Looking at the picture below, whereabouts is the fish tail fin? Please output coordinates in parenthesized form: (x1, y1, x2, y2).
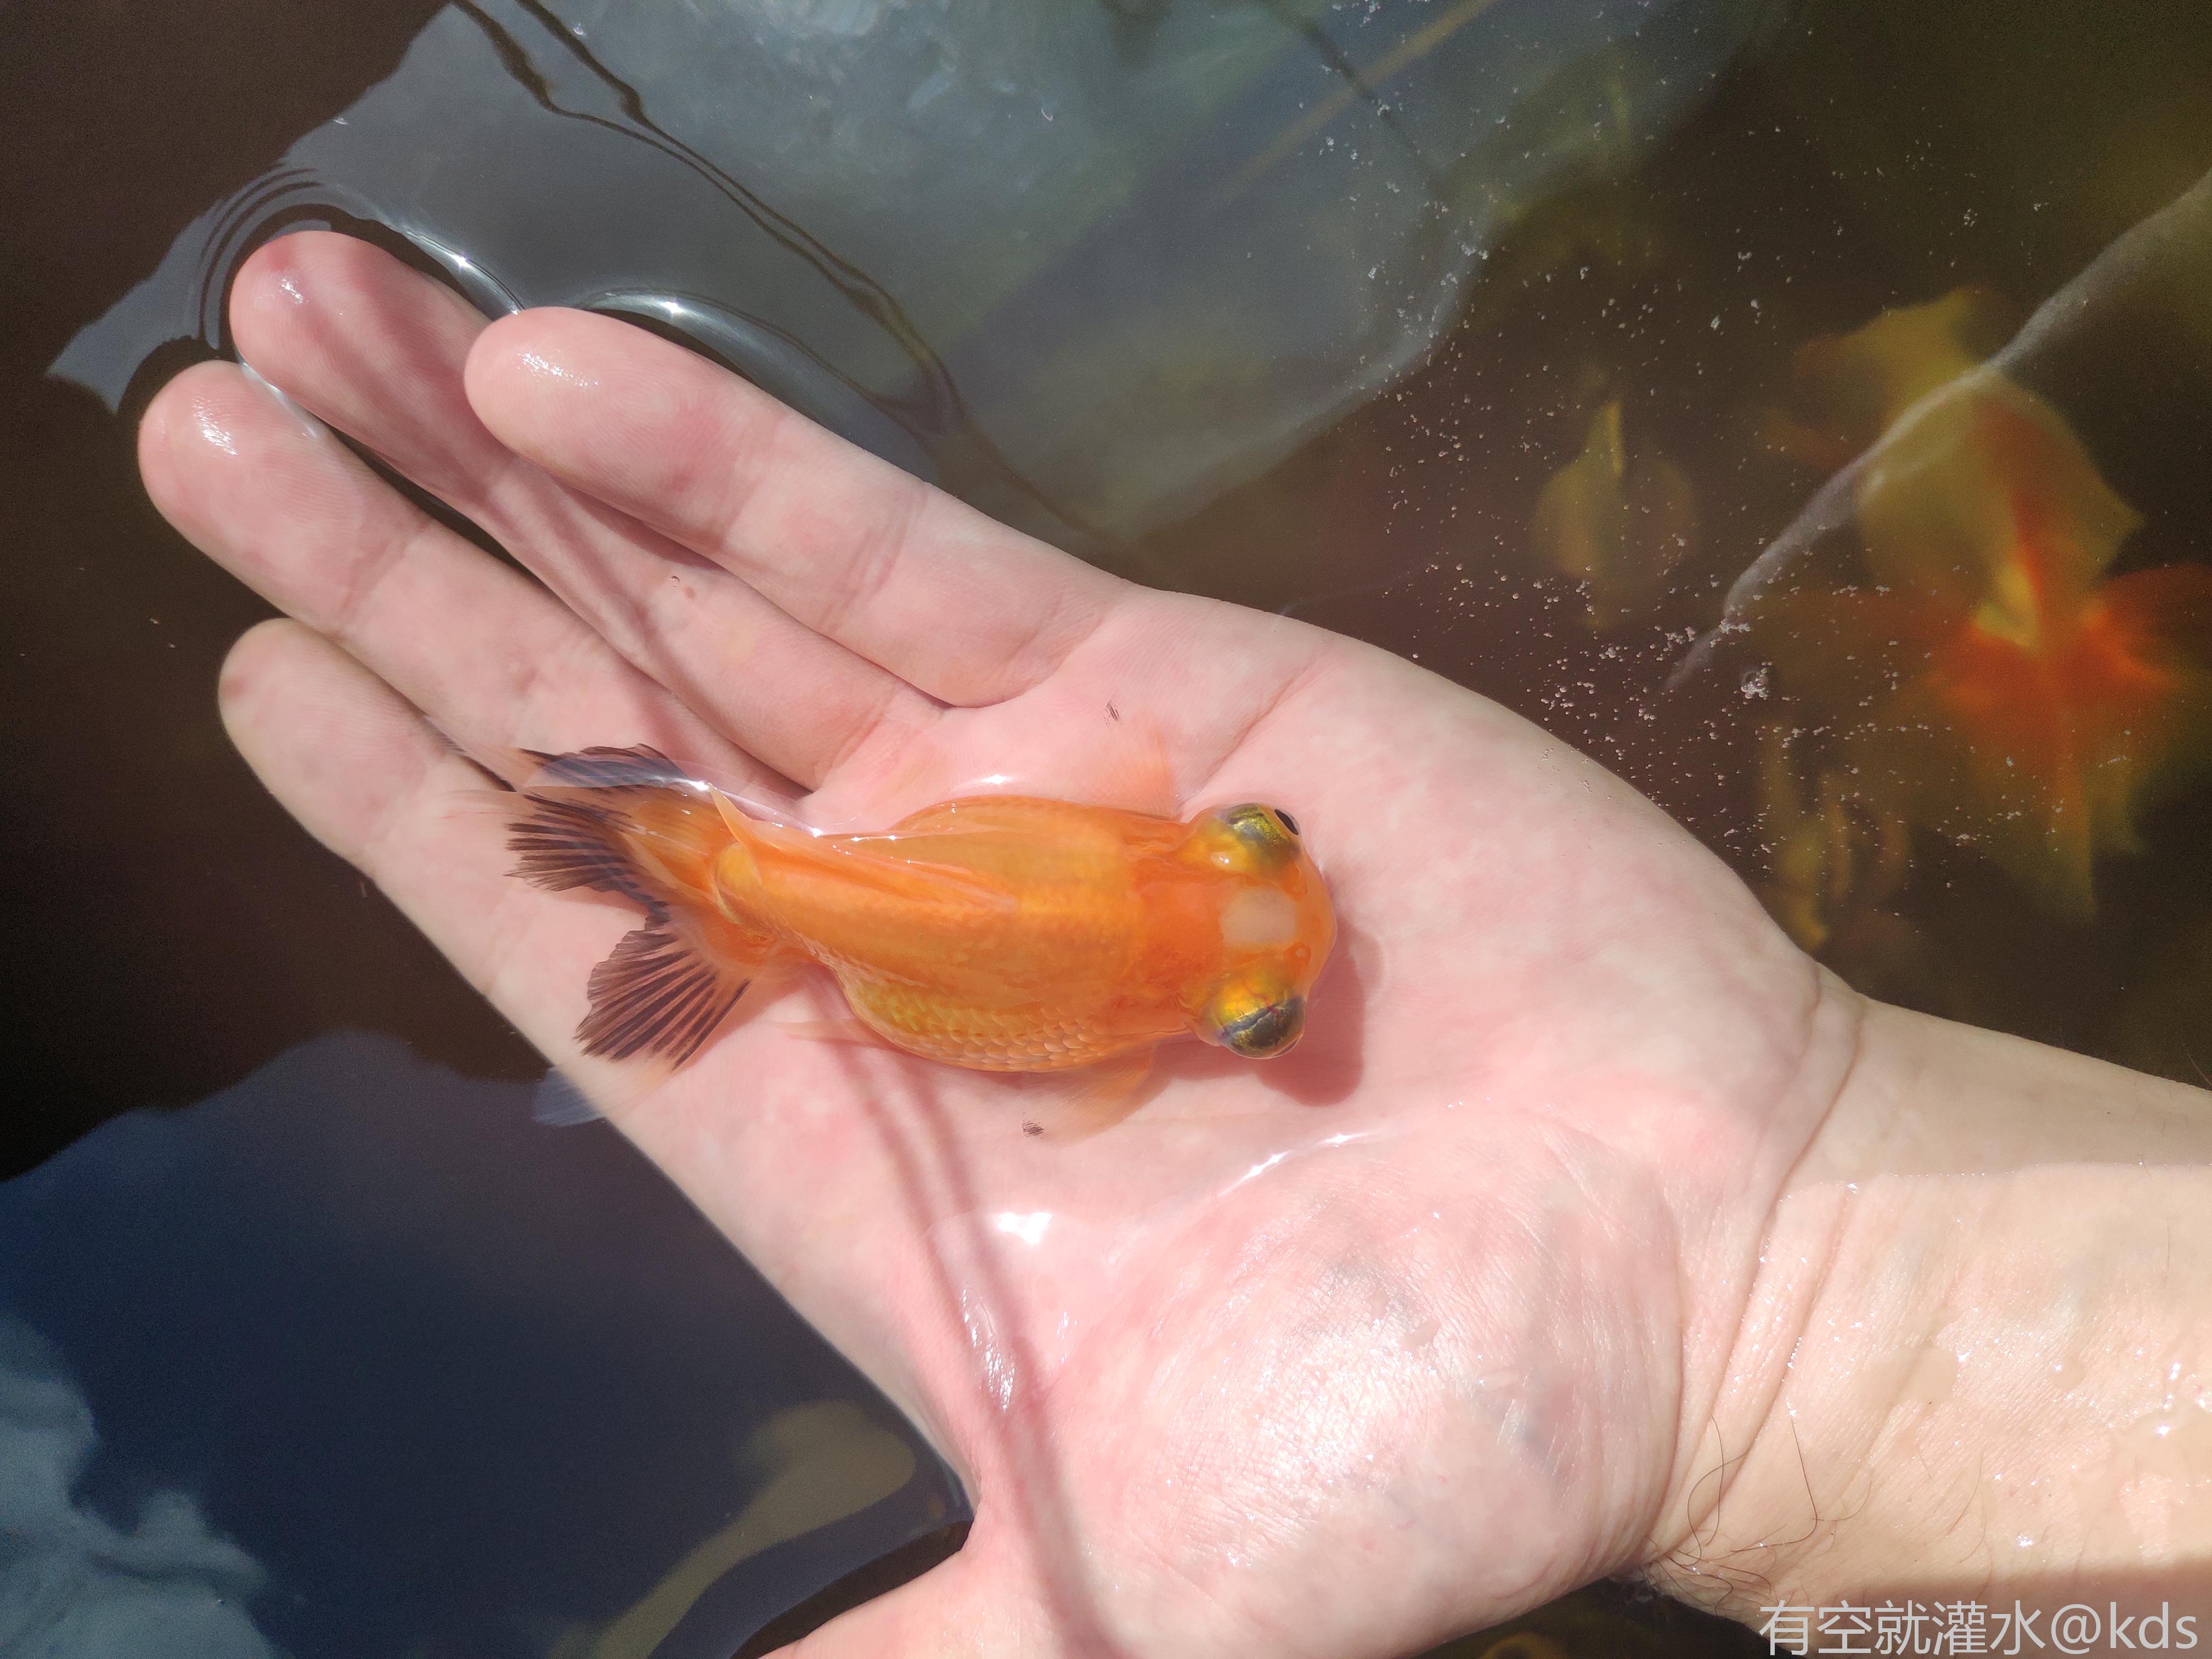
(507, 745, 771, 1063)
(507, 744, 722, 905)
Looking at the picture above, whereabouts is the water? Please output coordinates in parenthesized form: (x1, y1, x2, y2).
(0, 1034, 961, 1657)
(1146, 0, 2212, 1081)
(5, 0, 2211, 1654)
(48, 0, 1754, 548)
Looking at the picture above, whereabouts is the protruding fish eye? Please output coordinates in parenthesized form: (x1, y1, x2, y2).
(1216, 995, 1305, 1059)
(1201, 972, 1306, 1058)
(1213, 802, 1299, 868)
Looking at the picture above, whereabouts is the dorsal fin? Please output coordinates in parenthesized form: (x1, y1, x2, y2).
(753, 822, 1023, 915)
(884, 797, 1060, 836)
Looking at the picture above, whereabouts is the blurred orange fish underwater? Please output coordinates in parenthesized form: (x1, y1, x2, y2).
(1752, 369, 2212, 921)
(1759, 283, 2019, 473)
(507, 747, 1335, 1075)
(1530, 394, 1698, 630)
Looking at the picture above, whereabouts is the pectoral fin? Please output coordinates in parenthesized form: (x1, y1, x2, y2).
(1016, 1049, 1160, 1142)
(769, 1015, 883, 1048)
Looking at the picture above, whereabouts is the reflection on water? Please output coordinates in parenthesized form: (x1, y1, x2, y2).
(0, 1317, 279, 1657)
(0, 1032, 961, 1657)
(52, 0, 1757, 549)
(566, 1403, 916, 1659)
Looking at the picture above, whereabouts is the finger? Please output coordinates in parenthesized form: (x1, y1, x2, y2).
(215, 622, 920, 1374)
(227, 232, 938, 788)
(138, 357, 766, 791)
(771, 1547, 1041, 1659)
(465, 307, 1128, 707)
(214, 618, 631, 1048)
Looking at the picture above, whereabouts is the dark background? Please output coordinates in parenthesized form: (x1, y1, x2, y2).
(3, 0, 541, 1178)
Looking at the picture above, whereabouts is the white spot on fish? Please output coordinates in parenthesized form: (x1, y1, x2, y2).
(1220, 887, 1297, 949)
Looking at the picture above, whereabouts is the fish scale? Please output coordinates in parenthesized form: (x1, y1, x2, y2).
(840, 979, 1133, 1070)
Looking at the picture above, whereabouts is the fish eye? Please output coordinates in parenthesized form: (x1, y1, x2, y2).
(1216, 996, 1305, 1059)
(1216, 803, 1298, 866)
(1201, 972, 1307, 1058)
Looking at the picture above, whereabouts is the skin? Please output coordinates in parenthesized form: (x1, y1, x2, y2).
(137, 232, 2212, 1657)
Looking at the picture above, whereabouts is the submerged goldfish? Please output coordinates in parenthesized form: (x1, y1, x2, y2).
(1751, 371, 2212, 919)
(508, 747, 1335, 1072)
(1530, 396, 1698, 630)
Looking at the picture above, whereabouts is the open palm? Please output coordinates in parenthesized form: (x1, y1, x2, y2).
(139, 233, 1857, 1658)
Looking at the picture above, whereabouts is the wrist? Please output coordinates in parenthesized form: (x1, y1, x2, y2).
(1639, 1002, 2212, 1626)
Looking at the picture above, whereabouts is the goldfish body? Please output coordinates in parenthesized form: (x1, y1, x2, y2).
(509, 748, 1335, 1073)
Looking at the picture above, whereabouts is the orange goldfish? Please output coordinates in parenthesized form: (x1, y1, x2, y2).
(507, 747, 1335, 1071)
(1750, 371, 2212, 918)
(1759, 284, 2019, 473)
(1530, 396, 1698, 630)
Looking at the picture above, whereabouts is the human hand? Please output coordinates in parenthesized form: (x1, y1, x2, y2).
(138, 232, 1864, 1657)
